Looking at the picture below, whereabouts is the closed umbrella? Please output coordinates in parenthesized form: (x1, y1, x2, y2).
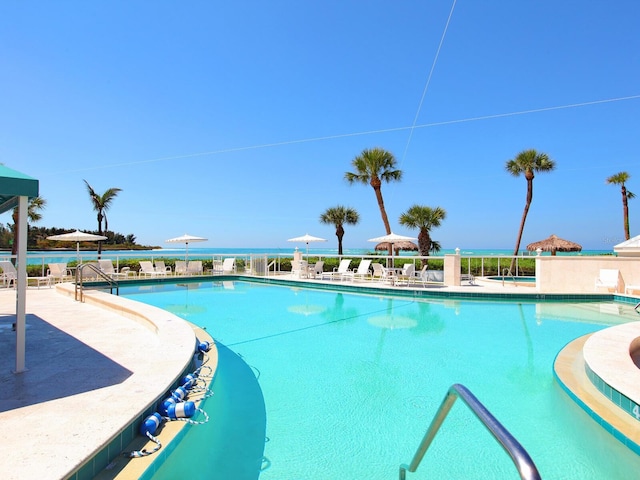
(47, 229, 108, 262)
(526, 234, 582, 256)
(166, 234, 208, 261)
(287, 233, 327, 257)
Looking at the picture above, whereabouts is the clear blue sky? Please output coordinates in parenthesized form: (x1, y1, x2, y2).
(1, 1, 638, 251)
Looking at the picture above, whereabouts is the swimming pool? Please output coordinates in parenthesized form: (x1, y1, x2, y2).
(121, 280, 640, 479)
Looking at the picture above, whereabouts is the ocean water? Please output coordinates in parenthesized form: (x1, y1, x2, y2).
(18, 247, 613, 266)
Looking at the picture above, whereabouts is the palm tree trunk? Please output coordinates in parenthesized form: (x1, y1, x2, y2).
(336, 225, 345, 256)
(622, 186, 630, 240)
(97, 212, 103, 256)
(511, 178, 534, 272)
(372, 185, 392, 255)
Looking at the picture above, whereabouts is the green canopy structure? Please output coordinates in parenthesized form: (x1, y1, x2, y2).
(0, 165, 40, 374)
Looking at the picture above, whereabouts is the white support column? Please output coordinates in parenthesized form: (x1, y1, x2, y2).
(15, 195, 28, 373)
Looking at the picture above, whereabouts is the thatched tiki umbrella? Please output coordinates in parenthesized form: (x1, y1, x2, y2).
(375, 240, 419, 254)
(526, 234, 582, 256)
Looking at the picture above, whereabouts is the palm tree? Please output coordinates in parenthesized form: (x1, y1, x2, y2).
(606, 171, 635, 240)
(505, 149, 556, 271)
(84, 180, 122, 254)
(319, 205, 360, 256)
(399, 205, 447, 260)
(11, 196, 46, 259)
(345, 147, 402, 253)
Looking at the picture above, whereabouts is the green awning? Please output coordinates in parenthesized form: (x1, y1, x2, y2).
(0, 165, 39, 214)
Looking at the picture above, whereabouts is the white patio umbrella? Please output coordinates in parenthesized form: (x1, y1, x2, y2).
(47, 229, 108, 262)
(368, 232, 417, 266)
(287, 233, 327, 257)
(165, 233, 208, 261)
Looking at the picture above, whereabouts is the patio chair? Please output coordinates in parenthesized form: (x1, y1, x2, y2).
(308, 261, 325, 279)
(0, 261, 17, 287)
(155, 260, 173, 275)
(0, 261, 50, 288)
(187, 261, 203, 275)
(47, 263, 72, 283)
(342, 259, 372, 282)
(139, 260, 166, 278)
(595, 269, 620, 292)
(320, 259, 352, 281)
(222, 258, 236, 274)
(371, 263, 394, 284)
(175, 261, 188, 276)
(396, 263, 415, 286)
(98, 259, 129, 279)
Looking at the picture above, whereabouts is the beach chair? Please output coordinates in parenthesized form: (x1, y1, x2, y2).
(175, 261, 188, 276)
(222, 258, 236, 274)
(595, 269, 620, 292)
(0, 261, 17, 287)
(342, 259, 372, 282)
(187, 261, 203, 275)
(155, 260, 172, 275)
(47, 263, 72, 283)
(98, 259, 129, 279)
(0, 261, 50, 288)
(320, 259, 352, 281)
(139, 260, 166, 278)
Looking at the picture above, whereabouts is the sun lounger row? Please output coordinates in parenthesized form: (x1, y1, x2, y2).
(307, 259, 445, 286)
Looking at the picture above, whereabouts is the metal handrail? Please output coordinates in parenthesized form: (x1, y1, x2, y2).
(75, 263, 119, 301)
(399, 384, 541, 480)
(502, 268, 516, 287)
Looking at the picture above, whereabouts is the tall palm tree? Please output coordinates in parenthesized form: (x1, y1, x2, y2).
(84, 180, 122, 254)
(11, 196, 46, 259)
(505, 149, 556, 271)
(319, 205, 360, 256)
(606, 171, 635, 240)
(399, 205, 447, 259)
(345, 147, 402, 253)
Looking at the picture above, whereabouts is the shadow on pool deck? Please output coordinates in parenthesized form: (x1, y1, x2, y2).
(0, 313, 132, 412)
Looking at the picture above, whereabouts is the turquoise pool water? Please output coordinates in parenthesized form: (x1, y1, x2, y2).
(121, 281, 640, 479)
(486, 276, 536, 283)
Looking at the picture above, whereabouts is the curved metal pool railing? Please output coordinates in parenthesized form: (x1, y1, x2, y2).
(399, 383, 541, 480)
(75, 263, 119, 301)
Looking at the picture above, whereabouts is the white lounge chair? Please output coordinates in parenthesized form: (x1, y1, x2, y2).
(222, 258, 236, 274)
(595, 269, 620, 292)
(320, 259, 352, 281)
(47, 263, 72, 283)
(139, 261, 166, 278)
(1, 261, 51, 288)
(0, 261, 17, 287)
(187, 260, 203, 275)
(98, 259, 129, 279)
(155, 260, 172, 275)
(175, 261, 188, 276)
(343, 259, 372, 282)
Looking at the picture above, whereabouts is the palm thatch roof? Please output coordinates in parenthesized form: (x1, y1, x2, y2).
(375, 240, 418, 252)
(526, 234, 582, 255)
